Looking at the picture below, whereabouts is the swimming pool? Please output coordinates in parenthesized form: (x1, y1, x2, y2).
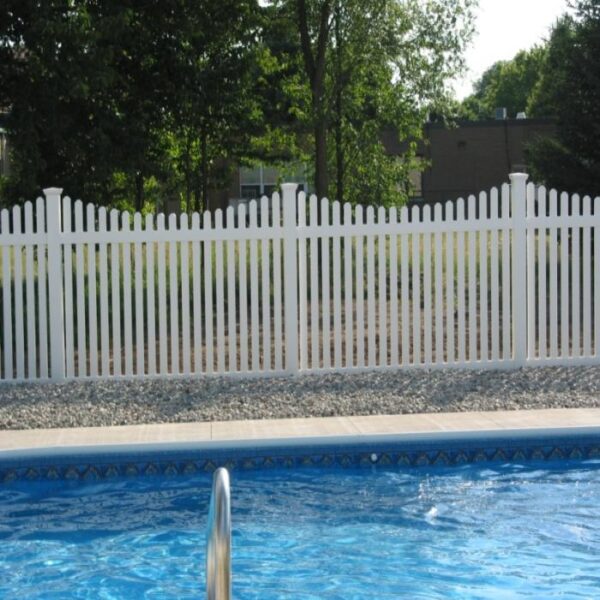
(1, 435, 600, 599)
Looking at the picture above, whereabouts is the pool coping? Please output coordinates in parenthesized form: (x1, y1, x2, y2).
(1, 408, 600, 459)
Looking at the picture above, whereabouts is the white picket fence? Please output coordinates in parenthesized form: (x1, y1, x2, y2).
(0, 173, 599, 383)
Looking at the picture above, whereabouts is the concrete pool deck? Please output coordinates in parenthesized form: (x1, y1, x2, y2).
(1, 408, 600, 458)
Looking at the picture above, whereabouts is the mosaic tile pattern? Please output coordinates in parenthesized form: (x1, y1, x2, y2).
(1, 436, 599, 484)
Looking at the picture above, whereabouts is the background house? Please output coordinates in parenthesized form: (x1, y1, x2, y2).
(386, 116, 556, 205)
(214, 115, 556, 211)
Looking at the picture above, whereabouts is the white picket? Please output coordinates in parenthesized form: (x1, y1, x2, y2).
(237, 205, 248, 372)
(271, 192, 284, 371)
(467, 196, 477, 362)
(260, 197, 271, 370)
(13, 206, 24, 379)
(355, 205, 365, 367)
(249, 202, 259, 371)
(204, 211, 214, 373)
(122, 212, 133, 376)
(36, 197, 48, 378)
(489, 189, 500, 363)
(63, 199, 74, 377)
(180, 214, 191, 375)
(332, 201, 342, 368)
(560, 192, 569, 357)
(134, 212, 145, 375)
(582, 196, 592, 356)
(309, 195, 319, 368)
(445, 201, 455, 364)
(456, 198, 466, 363)
(192, 212, 202, 373)
(298, 193, 308, 369)
(479, 192, 488, 362)
(24, 202, 37, 378)
(110, 209, 122, 376)
(571, 194, 581, 358)
(157, 213, 168, 374)
(226, 207, 237, 372)
(377, 206, 387, 366)
(146, 214, 156, 375)
(99, 208, 110, 376)
(87, 204, 98, 377)
(400, 207, 410, 366)
(366, 206, 376, 367)
(1, 210, 12, 379)
(389, 207, 399, 366)
(343, 202, 353, 368)
(411, 205, 421, 365)
(501, 184, 511, 361)
(321, 198, 331, 369)
(169, 214, 180, 375)
(548, 190, 559, 358)
(422, 205, 432, 365)
(215, 209, 225, 372)
(272, 194, 282, 371)
(434, 203, 443, 364)
(74, 201, 87, 377)
(537, 187, 548, 360)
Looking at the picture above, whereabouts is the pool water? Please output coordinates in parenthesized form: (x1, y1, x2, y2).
(1, 460, 599, 599)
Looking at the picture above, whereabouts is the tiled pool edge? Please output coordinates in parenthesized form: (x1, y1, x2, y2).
(1, 409, 600, 483)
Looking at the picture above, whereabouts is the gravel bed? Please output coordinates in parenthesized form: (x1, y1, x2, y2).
(1, 366, 600, 430)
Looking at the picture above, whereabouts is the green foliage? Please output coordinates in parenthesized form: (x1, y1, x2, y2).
(525, 3, 600, 195)
(264, 0, 476, 205)
(1, 0, 475, 209)
(0, 0, 262, 210)
(460, 46, 547, 119)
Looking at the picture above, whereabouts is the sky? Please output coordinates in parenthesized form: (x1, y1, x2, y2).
(453, 0, 571, 99)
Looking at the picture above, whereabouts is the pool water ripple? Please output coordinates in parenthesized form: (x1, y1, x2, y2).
(1, 460, 600, 598)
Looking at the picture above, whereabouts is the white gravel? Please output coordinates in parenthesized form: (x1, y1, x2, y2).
(0, 366, 599, 430)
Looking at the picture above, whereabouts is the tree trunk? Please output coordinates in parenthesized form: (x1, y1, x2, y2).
(200, 129, 208, 211)
(334, 0, 343, 203)
(297, 0, 332, 200)
(134, 171, 144, 212)
(334, 102, 343, 202)
(314, 109, 328, 200)
(184, 135, 191, 215)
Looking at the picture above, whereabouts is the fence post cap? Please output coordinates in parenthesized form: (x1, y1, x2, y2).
(509, 173, 529, 182)
(43, 187, 63, 196)
(280, 182, 298, 192)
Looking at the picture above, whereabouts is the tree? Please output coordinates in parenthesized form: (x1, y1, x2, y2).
(162, 0, 264, 213)
(525, 3, 600, 195)
(459, 46, 546, 120)
(0, 1, 263, 209)
(268, 0, 476, 204)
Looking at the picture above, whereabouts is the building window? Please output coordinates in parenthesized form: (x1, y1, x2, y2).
(239, 164, 309, 201)
(408, 168, 424, 201)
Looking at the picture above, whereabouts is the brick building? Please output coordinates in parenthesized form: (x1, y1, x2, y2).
(218, 117, 556, 209)
(388, 117, 556, 204)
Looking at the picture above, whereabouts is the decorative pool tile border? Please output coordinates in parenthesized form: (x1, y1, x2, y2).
(1, 433, 599, 485)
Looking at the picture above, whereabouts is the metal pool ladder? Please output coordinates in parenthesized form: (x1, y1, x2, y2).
(206, 467, 231, 600)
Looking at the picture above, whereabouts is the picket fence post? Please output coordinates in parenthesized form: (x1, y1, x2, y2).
(510, 173, 529, 366)
(281, 183, 299, 374)
(44, 187, 66, 381)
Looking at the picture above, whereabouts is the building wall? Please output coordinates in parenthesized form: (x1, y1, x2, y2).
(420, 118, 556, 204)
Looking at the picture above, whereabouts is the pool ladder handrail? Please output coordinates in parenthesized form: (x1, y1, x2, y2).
(206, 467, 231, 600)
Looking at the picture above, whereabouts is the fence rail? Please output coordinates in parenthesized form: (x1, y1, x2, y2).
(0, 173, 599, 382)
